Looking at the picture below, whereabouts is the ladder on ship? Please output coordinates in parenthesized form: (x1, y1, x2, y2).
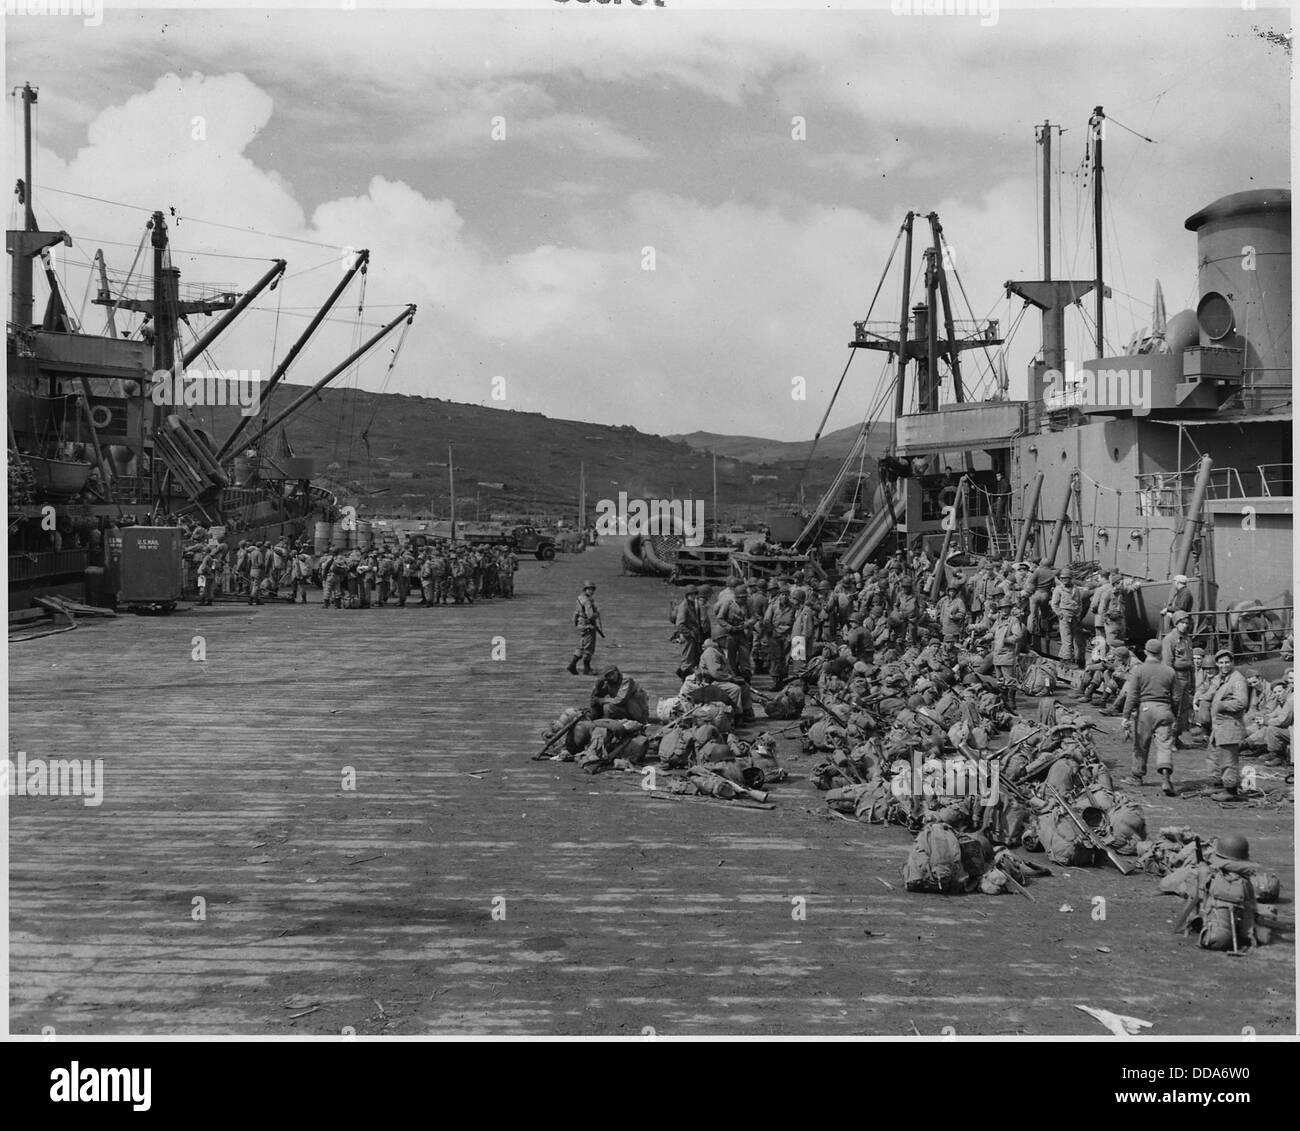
(985, 526, 1014, 559)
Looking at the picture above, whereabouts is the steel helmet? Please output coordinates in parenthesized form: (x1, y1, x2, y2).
(1215, 834, 1250, 861)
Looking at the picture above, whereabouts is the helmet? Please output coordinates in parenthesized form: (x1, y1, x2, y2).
(583, 580, 596, 591)
(1215, 834, 1250, 862)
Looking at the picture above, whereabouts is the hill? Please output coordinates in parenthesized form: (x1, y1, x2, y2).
(669, 423, 892, 465)
(190, 383, 871, 525)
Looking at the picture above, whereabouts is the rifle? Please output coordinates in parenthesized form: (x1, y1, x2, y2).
(1046, 784, 1135, 875)
(532, 709, 590, 760)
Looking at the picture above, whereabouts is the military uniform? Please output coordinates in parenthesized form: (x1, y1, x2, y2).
(1121, 643, 1177, 786)
(672, 588, 708, 677)
(569, 583, 601, 674)
(1208, 656, 1250, 796)
(246, 544, 265, 605)
(1160, 618, 1195, 737)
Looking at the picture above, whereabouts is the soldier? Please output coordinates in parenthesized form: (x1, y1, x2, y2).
(397, 550, 417, 607)
(1049, 567, 1083, 664)
(1160, 573, 1195, 635)
(1120, 638, 1178, 795)
(893, 577, 919, 646)
(764, 584, 795, 688)
(790, 588, 816, 677)
(590, 666, 650, 724)
(246, 541, 266, 606)
(937, 579, 969, 643)
(568, 580, 602, 675)
(989, 597, 1024, 712)
(697, 637, 755, 724)
(290, 546, 313, 603)
(1257, 669, 1294, 768)
(715, 582, 750, 674)
(672, 586, 708, 678)
(196, 545, 219, 606)
(376, 551, 394, 607)
(1207, 649, 1250, 801)
(1161, 611, 1196, 743)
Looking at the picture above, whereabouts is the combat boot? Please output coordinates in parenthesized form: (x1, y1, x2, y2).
(1158, 768, 1176, 797)
(1210, 785, 1239, 802)
(566, 657, 580, 675)
(582, 660, 594, 675)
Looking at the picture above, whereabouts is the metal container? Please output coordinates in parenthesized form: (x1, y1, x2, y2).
(356, 519, 372, 550)
(314, 521, 333, 554)
(330, 521, 349, 551)
(118, 526, 183, 608)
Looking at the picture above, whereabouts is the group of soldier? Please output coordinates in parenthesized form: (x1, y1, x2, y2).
(590, 547, 1295, 801)
(184, 532, 519, 608)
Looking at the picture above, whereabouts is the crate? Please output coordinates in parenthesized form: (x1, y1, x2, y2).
(118, 526, 184, 605)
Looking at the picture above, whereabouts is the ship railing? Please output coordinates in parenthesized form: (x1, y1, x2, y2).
(1257, 464, 1292, 498)
(1186, 603, 1294, 666)
(1134, 465, 1272, 515)
(8, 548, 90, 583)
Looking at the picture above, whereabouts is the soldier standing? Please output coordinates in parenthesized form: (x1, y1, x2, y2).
(990, 597, 1024, 711)
(672, 586, 708, 677)
(1120, 638, 1178, 795)
(246, 542, 266, 606)
(568, 580, 602, 675)
(1161, 611, 1196, 743)
(1207, 649, 1250, 801)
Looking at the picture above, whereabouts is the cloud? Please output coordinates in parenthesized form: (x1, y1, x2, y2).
(9, 6, 1288, 441)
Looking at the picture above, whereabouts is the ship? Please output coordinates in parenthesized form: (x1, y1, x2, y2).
(793, 109, 1292, 662)
(7, 83, 416, 611)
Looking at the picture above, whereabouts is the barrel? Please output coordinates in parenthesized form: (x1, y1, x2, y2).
(330, 522, 349, 551)
(356, 519, 372, 551)
(314, 521, 332, 555)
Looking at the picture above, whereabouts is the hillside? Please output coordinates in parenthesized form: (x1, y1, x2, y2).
(190, 383, 871, 524)
(669, 423, 892, 465)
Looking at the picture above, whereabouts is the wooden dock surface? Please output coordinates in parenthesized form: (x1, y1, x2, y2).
(7, 543, 1295, 1035)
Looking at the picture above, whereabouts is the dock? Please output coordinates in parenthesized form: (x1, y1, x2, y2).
(7, 543, 1294, 1035)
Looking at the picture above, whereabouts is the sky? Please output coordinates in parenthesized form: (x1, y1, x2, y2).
(5, 1, 1292, 441)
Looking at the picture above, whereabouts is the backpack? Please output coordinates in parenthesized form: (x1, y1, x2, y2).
(1024, 661, 1058, 697)
(1036, 807, 1100, 867)
(1193, 866, 1256, 951)
(854, 779, 898, 824)
(902, 822, 968, 892)
(657, 725, 695, 769)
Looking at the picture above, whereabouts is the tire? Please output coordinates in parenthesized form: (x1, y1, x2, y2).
(537, 544, 556, 561)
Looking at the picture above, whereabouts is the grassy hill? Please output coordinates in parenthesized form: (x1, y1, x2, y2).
(192, 383, 879, 525)
(668, 423, 892, 465)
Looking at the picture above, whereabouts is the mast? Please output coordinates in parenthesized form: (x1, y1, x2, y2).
(1005, 120, 1097, 381)
(894, 212, 915, 419)
(1091, 106, 1105, 356)
(9, 84, 69, 333)
(1042, 120, 1052, 281)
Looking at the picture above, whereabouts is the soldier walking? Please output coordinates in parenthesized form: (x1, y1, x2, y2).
(1120, 638, 1178, 795)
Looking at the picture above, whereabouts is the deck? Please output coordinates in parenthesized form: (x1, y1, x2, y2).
(7, 543, 1295, 1036)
